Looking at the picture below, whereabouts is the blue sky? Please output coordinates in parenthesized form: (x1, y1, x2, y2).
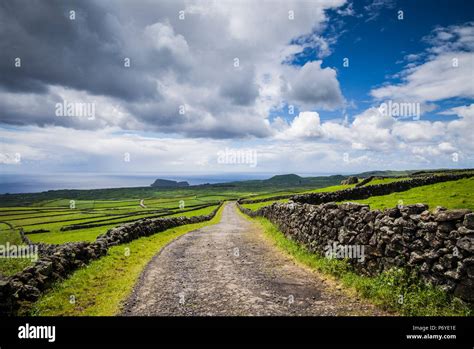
(275, 0, 474, 123)
(0, 0, 473, 178)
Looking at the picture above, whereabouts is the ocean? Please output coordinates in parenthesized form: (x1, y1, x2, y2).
(0, 172, 279, 194)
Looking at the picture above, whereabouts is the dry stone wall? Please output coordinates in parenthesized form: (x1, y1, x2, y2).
(238, 201, 474, 302)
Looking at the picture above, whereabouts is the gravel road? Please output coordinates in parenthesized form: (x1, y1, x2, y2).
(122, 202, 385, 316)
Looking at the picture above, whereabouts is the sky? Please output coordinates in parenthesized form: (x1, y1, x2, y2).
(0, 0, 473, 178)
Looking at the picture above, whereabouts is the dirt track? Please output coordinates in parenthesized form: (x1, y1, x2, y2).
(122, 202, 385, 316)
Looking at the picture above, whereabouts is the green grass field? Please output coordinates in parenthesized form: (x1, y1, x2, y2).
(242, 177, 474, 213)
(0, 190, 226, 278)
(347, 177, 474, 211)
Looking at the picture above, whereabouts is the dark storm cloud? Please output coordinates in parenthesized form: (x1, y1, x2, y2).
(219, 66, 259, 106)
(0, 0, 346, 138)
(0, 0, 158, 100)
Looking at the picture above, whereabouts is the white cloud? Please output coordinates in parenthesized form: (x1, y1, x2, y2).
(284, 61, 345, 110)
(275, 112, 323, 139)
(2, 100, 473, 174)
(371, 22, 474, 105)
(371, 52, 474, 102)
(392, 121, 445, 142)
(336, 107, 397, 151)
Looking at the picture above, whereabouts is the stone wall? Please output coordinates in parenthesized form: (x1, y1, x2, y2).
(292, 173, 474, 205)
(0, 204, 221, 315)
(238, 202, 474, 302)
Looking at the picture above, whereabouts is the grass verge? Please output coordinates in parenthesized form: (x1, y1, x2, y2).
(238, 209, 472, 316)
(29, 205, 224, 316)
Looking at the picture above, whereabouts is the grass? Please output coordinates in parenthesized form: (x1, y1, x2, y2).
(242, 176, 474, 213)
(0, 228, 35, 276)
(240, 183, 357, 211)
(362, 177, 409, 186)
(0, 194, 219, 245)
(239, 210, 472, 316)
(303, 183, 353, 193)
(25, 204, 219, 245)
(28, 224, 123, 244)
(241, 199, 288, 211)
(348, 177, 474, 211)
(241, 191, 302, 201)
(29, 205, 224, 316)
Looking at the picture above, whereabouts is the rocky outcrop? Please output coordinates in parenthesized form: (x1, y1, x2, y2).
(0, 204, 221, 315)
(238, 202, 474, 302)
(150, 178, 189, 188)
(292, 173, 474, 205)
(341, 176, 359, 185)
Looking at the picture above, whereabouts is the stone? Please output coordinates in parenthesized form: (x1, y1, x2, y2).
(409, 239, 426, 250)
(341, 176, 359, 185)
(419, 210, 432, 221)
(20, 285, 40, 301)
(422, 250, 439, 262)
(433, 206, 447, 215)
(463, 213, 474, 229)
(434, 209, 471, 222)
(385, 208, 400, 218)
(399, 204, 428, 215)
(340, 202, 368, 211)
(456, 236, 474, 252)
(466, 265, 474, 279)
(458, 226, 474, 235)
(409, 252, 424, 264)
(420, 262, 430, 273)
(437, 222, 455, 233)
(439, 254, 455, 269)
(418, 221, 437, 233)
(454, 279, 474, 302)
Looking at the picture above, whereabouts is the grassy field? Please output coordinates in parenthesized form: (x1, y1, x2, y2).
(239, 210, 472, 316)
(29, 205, 224, 316)
(347, 177, 474, 211)
(0, 191, 226, 277)
(0, 194, 226, 244)
(19, 205, 218, 245)
(241, 176, 474, 212)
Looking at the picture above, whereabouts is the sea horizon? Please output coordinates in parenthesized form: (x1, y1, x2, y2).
(0, 171, 351, 194)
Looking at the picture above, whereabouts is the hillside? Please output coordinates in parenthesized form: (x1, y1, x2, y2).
(150, 179, 189, 188)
